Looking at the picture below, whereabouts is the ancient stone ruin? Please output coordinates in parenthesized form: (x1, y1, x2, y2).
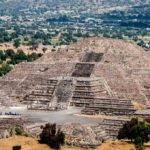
(0, 37, 150, 142)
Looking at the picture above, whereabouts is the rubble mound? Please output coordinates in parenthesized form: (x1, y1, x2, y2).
(61, 123, 105, 148)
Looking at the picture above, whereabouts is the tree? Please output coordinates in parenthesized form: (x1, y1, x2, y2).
(13, 38, 21, 48)
(118, 118, 138, 141)
(0, 64, 12, 76)
(118, 118, 150, 150)
(27, 52, 41, 62)
(28, 39, 39, 50)
(16, 50, 27, 60)
(131, 122, 150, 145)
(0, 50, 6, 61)
(5, 49, 15, 58)
(39, 123, 65, 150)
(8, 50, 27, 64)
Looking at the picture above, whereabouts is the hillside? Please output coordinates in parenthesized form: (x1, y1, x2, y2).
(0, 0, 150, 15)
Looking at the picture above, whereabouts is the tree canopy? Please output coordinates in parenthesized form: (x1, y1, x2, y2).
(118, 118, 150, 150)
(39, 123, 65, 150)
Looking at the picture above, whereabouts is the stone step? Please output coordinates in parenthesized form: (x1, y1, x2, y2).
(32, 90, 54, 95)
(28, 93, 53, 97)
(86, 105, 135, 110)
(74, 89, 106, 93)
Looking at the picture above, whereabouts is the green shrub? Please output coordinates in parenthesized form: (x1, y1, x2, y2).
(12, 145, 21, 150)
(15, 127, 23, 135)
(39, 123, 65, 150)
(134, 137, 144, 150)
(0, 64, 12, 76)
(51, 48, 56, 52)
(0, 59, 3, 64)
(13, 38, 21, 48)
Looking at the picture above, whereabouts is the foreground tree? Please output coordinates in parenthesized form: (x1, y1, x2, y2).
(118, 118, 150, 150)
(39, 123, 65, 150)
(117, 118, 138, 141)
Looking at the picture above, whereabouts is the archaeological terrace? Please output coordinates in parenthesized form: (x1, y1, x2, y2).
(0, 37, 150, 141)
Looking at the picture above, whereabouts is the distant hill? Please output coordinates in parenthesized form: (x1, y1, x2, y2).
(0, 0, 150, 16)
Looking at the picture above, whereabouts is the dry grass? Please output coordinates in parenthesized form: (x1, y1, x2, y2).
(97, 140, 135, 150)
(0, 136, 51, 150)
(97, 140, 150, 150)
(1, 136, 150, 150)
(132, 101, 146, 110)
(0, 136, 82, 150)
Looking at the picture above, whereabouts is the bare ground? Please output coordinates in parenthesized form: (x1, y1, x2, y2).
(1, 136, 150, 150)
(0, 136, 82, 150)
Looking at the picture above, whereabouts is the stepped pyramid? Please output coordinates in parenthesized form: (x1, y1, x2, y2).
(0, 37, 149, 117)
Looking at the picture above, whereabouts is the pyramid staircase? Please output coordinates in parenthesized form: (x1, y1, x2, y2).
(24, 79, 58, 110)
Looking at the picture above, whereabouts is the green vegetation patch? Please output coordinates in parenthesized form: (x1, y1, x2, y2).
(0, 49, 42, 76)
